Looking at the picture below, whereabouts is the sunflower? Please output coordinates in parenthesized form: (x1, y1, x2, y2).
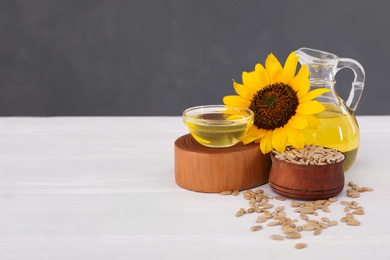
(223, 51, 329, 154)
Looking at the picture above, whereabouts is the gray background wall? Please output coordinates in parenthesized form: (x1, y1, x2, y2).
(0, 0, 389, 116)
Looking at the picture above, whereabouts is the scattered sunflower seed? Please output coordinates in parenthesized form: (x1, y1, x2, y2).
(232, 190, 240, 196)
(235, 208, 246, 217)
(286, 232, 301, 239)
(267, 221, 280, 227)
(220, 190, 232, 195)
(295, 243, 307, 249)
(228, 181, 372, 250)
(250, 225, 262, 232)
(275, 196, 286, 201)
(270, 234, 284, 241)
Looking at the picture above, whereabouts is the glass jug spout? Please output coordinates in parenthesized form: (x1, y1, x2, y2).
(295, 47, 365, 113)
(295, 48, 339, 83)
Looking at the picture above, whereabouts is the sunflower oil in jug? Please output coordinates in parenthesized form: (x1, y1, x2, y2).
(296, 48, 365, 170)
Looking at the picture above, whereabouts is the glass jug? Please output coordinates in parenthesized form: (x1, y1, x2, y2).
(295, 47, 365, 171)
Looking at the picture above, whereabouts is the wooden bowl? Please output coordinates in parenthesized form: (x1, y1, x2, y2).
(268, 152, 345, 200)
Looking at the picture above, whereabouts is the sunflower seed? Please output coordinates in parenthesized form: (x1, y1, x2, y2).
(353, 208, 365, 215)
(346, 220, 361, 226)
(220, 190, 232, 195)
(291, 201, 302, 208)
(276, 210, 286, 217)
(282, 226, 297, 234)
(232, 190, 240, 196)
(263, 203, 274, 209)
(321, 217, 330, 222)
(273, 215, 286, 220)
(347, 189, 360, 198)
(359, 187, 374, 192)
(270, 234, 284, 241)
(344, 213, 361, 226)
(295, 243, 307, 249)
(286, 232, 301, 239)
(314, 228, 322, 235)
(264, 211, 273, 219)
(299, 208, 315, 214)
(267, 221, 280, 227)
(250, 225, 263, 231)
(255, 194, 263, 202)
(302, 224, 315, 231)
(300, 213, 309, 221)
(319, 222, 328, 229)
(314, 200, 326, 205)
(235, 208, 246, 217)
(247, 207, 255, 214)
(256, 215, 268, 223)
(275, 196, 286, 201)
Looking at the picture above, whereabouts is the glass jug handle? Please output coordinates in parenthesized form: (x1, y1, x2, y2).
(337, 58, 365, 113)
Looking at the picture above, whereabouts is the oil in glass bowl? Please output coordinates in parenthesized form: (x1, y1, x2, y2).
(183, 105, 254, 148)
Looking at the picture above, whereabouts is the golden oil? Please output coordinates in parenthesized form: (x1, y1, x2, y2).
(301, 103, 359, 170)
(185, 113, 253, 148)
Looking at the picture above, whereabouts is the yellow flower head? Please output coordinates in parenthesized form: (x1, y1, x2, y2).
(223, 52, 329, 154)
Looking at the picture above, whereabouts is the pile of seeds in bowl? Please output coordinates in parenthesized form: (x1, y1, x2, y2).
(220, 181, 373, 249)
(272, 144, 345, 165)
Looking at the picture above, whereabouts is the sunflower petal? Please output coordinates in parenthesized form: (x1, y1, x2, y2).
(287, 115, 308, 129)
(296, 100, 326, 115)
(242, 71, 260, 92)
(285, 125, 305, 149)
(254, 63, 270, 87)
(299, 88, 330, 103)
(233, 81, 255, 99)
(248, 70, 264, 91)
(302, 114, 320, 129)
(223, 95, 251, 108)
(260, 130, 273, 154)
(265, 53, 283, 83)
(290, 65, 310, 96)
(281, 52, 299, 84)
(242, 125, 267, 144)
(272, 127, 288, 152)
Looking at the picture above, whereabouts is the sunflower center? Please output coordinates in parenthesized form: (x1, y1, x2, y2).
(249, 83, 298, 130)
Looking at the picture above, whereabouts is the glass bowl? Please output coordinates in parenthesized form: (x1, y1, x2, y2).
(182, 105, 254, 148)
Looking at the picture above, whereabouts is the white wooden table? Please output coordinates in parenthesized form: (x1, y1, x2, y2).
(0, 116, 389, 259)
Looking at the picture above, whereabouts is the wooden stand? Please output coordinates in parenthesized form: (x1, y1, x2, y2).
(174, 134, 271, 193)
